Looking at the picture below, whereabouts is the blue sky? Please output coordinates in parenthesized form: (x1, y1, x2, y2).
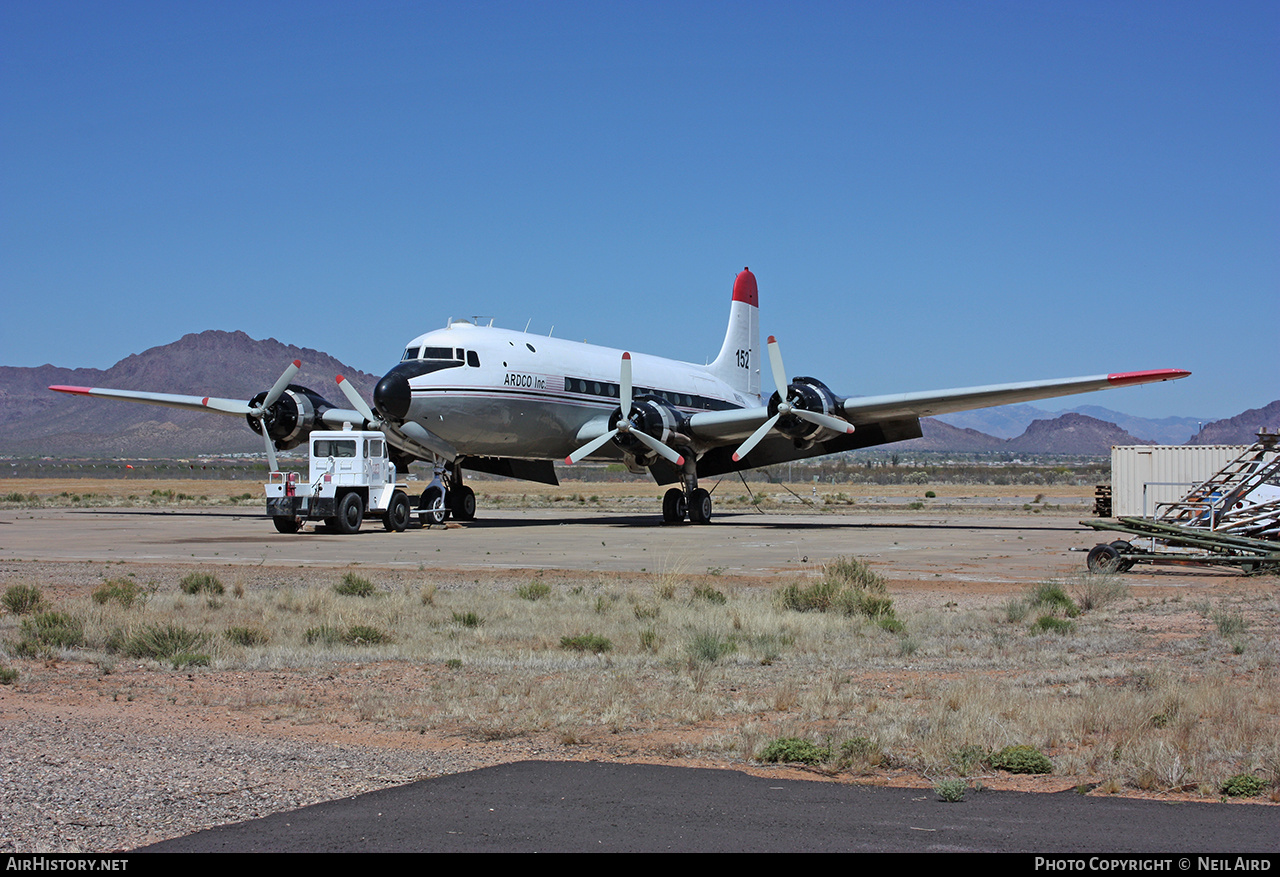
(3, 0, 1276, 420)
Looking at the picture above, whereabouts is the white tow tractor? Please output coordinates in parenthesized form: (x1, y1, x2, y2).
(265, 425, 413, 534)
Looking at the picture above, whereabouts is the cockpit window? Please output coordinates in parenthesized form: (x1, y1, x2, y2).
(421, 346, 460, 361)
(402, 347, 420, 361)
(467, 350, 480, 367)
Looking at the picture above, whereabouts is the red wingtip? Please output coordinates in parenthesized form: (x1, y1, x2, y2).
(675, 455, 686, 466)
(732, 268, 758, 307)
(336, 374, 346, 383)
(563, 456, 575, 465)
(292, 359, 301, 368)
(622, 352, 631, 360)
(1106, 369, 1192, 387)
(49, 385, 91, 396)
(767, 335, 777, 344)
(201, 397, 210, 407)
(732, 453, 742, 462)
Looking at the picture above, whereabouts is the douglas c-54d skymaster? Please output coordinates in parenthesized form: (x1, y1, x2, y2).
(51, 268, 1189, 527)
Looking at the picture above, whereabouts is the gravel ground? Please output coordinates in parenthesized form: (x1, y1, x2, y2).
(1, 710, 483, 852)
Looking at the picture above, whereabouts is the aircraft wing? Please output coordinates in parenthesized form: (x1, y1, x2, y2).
(686, 369, 1190, 442)
(49, 385, 254, 416)
(839, 369, 1190, 424)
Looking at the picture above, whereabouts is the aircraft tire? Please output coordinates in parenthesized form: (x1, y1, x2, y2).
(688, 488, 712, 524)
(273, 515, 300, 534)
(420, 486, 448, 526)
(335, 492, 364, 535)
(662, 488, 686, 523)
(452, 485, 476, 521)
(383, 491, 411, 532)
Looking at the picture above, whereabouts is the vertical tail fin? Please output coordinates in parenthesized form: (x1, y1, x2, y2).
(706, 267, 761, 402)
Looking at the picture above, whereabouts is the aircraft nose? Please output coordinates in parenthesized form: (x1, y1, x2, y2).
(374, 367, 412, 421)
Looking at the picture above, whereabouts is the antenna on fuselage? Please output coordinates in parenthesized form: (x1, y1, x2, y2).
(548, 325, 554, 336)
(524, 318, 532, 333)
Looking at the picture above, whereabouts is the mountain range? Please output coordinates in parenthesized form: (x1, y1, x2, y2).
(0, 331, 1275, 458)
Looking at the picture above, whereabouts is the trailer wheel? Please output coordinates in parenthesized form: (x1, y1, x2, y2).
(1087, 543, 1122, 573)
(383, 491, 411, 532)
(273, 516, 300, 534)
(420, 486, 448, 526)
(334, 492, 364, 535)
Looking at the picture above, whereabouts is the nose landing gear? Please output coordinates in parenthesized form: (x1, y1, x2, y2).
(417, 462, 477, 526)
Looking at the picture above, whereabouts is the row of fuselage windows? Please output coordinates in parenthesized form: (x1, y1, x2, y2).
(563, 377, 736, 412)
(403, 346, 481, 368)
(400, 347, 735, 412)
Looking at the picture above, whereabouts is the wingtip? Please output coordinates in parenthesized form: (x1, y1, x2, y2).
(49, 385, 91, 396)
(1107, 369, 1192, 387)
(731, 453, 742, 462)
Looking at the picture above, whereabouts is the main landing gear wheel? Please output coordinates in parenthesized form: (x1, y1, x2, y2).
(334, 492, 364, 535)
(451, 485, 476, 521)
(662, 487, 686, 523)
(383, 490, 411, 532)
(688, 487, 713, 524)
(273, 516, 300, 534)
(420, 486, 448, 526)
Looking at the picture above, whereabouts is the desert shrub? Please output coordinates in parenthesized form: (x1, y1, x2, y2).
(224, 626, 270, 646)
(19, 611, 85, 652)
(179, 572, 224, 596)
(122, 624, 209, 663)
(824, 556, 886, 592)
(334, 572, 375, 597)
(1031, 615, 1075, 635)
(1211, 609, 1247, 638)
(1073, 571, 1128, 611)
(838, 737, 885, 769)
(687, 629, 735, 664)
(305, 624, 342, 645)
(638, 627, 660, 652)
(1221, 774, 1266, 798)
(516, 581, 551, 601)
(343, 625, 392, 645)
(935, 779, 967, 802)
(93, 578, 146, 608)
(560, 633, 613, 654)
(949, 744, 988, 776)
(692, 583, 727, 604)
(990, 745, 1053, 775)
(775, 557, 897, 627)
(451, 611, 483, 628)
(2, 584, 45, 615)
(0, 666, 17, 684)
(1028, 582, 1079, 618)
(757, 737, 830, 765)
(1004, 599, 1030, 623)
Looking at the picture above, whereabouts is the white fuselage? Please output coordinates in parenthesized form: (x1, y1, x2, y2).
(395, 321, 759, 461)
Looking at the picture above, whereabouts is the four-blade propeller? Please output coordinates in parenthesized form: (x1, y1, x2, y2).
(565, 353, 685, 467)
(731, 336, 853, 462)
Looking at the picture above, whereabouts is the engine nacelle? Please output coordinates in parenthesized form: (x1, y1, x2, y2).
(246, 385, 332, 450)
(610, 395, 685, 465)
(770, 376, 843, 447)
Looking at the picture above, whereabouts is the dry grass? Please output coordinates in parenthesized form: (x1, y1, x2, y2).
(2, 563, 1277, 799)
